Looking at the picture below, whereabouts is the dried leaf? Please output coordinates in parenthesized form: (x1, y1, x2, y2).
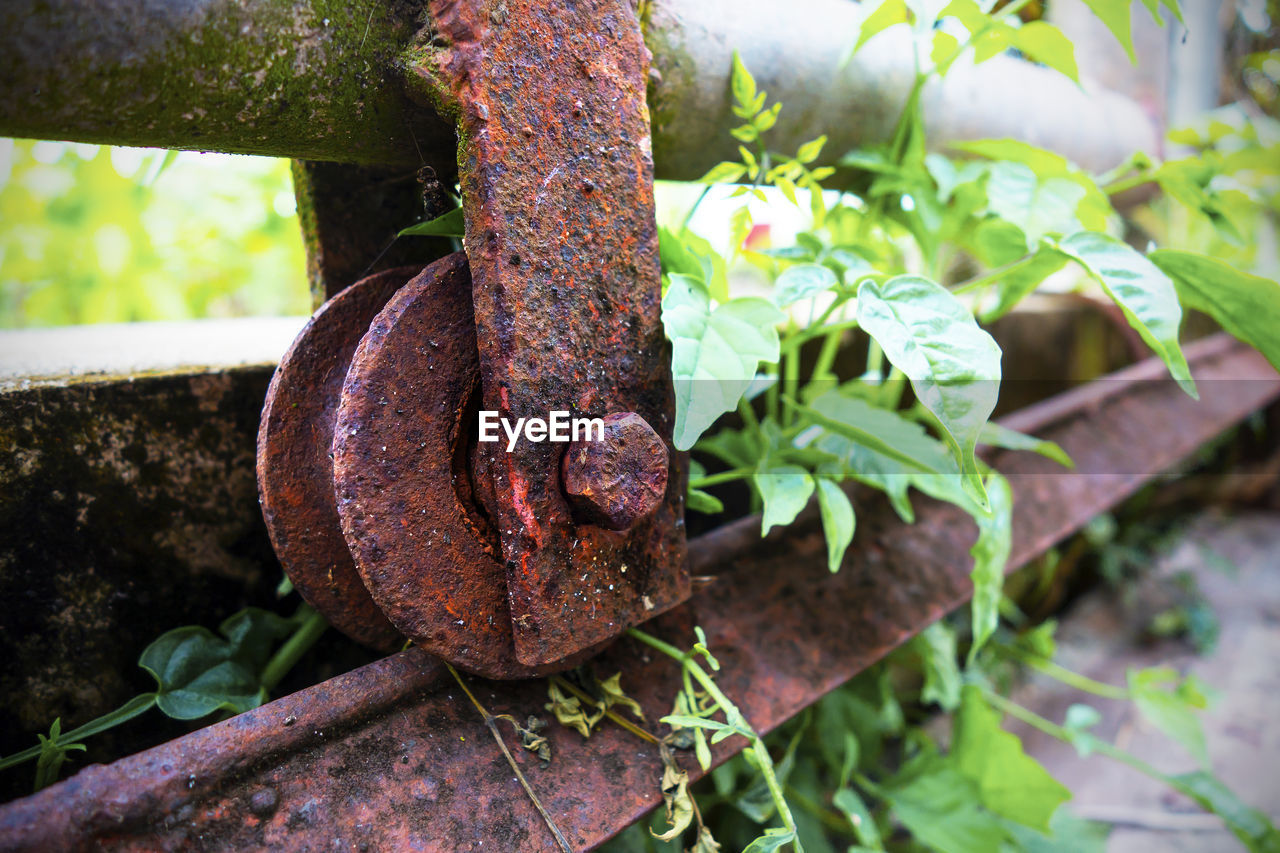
(599, 673, 646, 721)
(653, 760, 695, 842)
(545, 681, 603, 738)
(688, 826, 723, 853)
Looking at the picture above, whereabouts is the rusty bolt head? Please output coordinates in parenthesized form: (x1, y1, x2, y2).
(561, 412, 669, 532)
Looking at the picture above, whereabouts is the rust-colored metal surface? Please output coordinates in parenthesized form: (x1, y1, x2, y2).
(562, 412, 670, 531)
(3, 335, 1275, 851)
(419, 0, 689, 666)
(333, 253, 565, 679)
(256, 267, 419, 652)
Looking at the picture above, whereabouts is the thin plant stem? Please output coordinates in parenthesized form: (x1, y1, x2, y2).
(447, 663, 572, 853)
(628, 628, 801, 850)
(981, 687, 1165, 779)
(548, 676, 661, 745)
(996, 644, 1130, 701)
(951, 252, 1040, 295)
(689, 466, 754, 489)
(782, 317, 860, 354)
(681, 185, 713, 232)
(738, 395, 762, 436)
(260, 604, 328, 692)
(0, 693, 159, 771)
(879, 367, 908, 410)
(783, 327, 801, 427)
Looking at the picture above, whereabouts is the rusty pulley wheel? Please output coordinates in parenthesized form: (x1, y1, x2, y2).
(332, 252, 592, 678)
(257, 267, 418, 652)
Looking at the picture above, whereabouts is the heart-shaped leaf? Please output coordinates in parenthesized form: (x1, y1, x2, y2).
(664, 274, 783, 450)
(856, 275, 1002, 508)
(1056, 232, 1196, 398)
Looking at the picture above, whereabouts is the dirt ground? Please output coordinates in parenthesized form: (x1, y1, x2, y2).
(1011, 510, 1280, 851)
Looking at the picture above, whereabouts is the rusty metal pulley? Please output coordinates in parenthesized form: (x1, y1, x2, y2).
(256, 0, 690, 677)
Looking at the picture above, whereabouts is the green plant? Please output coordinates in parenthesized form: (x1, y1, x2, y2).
(0, 141, 308, 327)
(0, 601, 326, 791)
(604, 0, 1280, 848)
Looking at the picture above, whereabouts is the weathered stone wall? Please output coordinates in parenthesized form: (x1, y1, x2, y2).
(0, 368, 279, 795)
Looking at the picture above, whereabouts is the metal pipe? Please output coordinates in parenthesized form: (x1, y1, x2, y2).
(0, 0, 1159, 175)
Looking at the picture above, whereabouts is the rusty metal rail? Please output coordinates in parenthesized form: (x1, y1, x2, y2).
(0, 333, 1276, 851)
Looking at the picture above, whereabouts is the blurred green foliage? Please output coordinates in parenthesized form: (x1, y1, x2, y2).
(0, 139, 309, 328)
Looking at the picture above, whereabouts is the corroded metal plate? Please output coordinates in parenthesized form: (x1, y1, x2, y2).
(420, 0, 690, 666)
(256, 267, 419, 652)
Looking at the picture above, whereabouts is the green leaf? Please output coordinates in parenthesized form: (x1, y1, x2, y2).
(743, 827, 798, 853)
(700, 161, 748, 184)
(1151, 159, 1245, 243)
(1003, 807, 1112, 853)
(687, 458, 726, 515)
(807, 394, 956, 524)
(1056, 232, 1196, 398)
(882, 752, 1010, 853)
(754, 103, 782, 133)
(983, 162, 1085, 249)
(833, 787, 883, 849)
(659, 226, 729, 302)
(398, 206, 464, 237)
(730, 51, 758, 112)
(856, 0, 909, 52)
(774, 263, 838, 306)
(952, 686, 1071, 832)
(1012, 22, 1079, 82)
(978, 421, 1073, 468)
(969, 472, 1013, 663)
(661, 715, 730, 732)
(755, 464, 816, 535)
(931, 30, 960, 69)
(815, 479, 856, 572)
(1062, 703, 1103, 757)
(952, 139, 1114, 230)
(801, 391, 955, 476)
(1081, 0, 1136, 62)
(978, 248, 1070, 322)
(856, 275, 1002, 509)
(796, 135, 827, 164)
(1128, 667, 1209, 767)
(911, 622, 962, 710)
(1150, 250, 1280, 373)
(663, 274, 783, 450)
(687, 487, 724, 514)
(1165, 770, 1280, 852)
(939, 0, 989, 32)
(138, 607, 296, 720)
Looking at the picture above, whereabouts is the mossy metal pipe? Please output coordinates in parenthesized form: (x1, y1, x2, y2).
(0, 0, 1158, 175)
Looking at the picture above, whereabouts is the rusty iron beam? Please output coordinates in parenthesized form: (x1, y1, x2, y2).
(0, 0, 1159, 176)
(416, 0, 688, 667)
(1, 334, 1275, 851)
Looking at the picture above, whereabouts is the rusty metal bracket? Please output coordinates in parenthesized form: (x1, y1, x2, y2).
(258, 0, 688, 672)
(5, 335, 1275, 851)
(415, 0, 689, 667)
